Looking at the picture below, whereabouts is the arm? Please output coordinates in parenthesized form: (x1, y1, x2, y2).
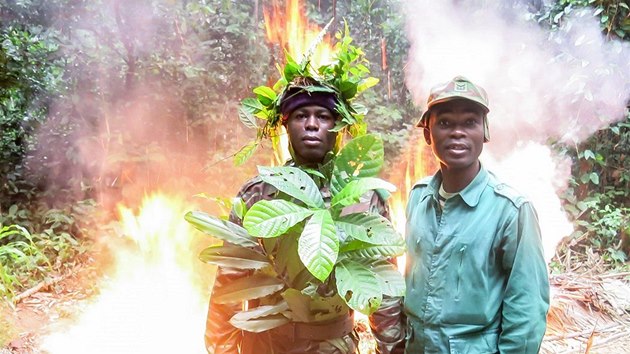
(367, 192, 406, 354)
(204, 179, 273, 354)
(498, 202, 550, 354)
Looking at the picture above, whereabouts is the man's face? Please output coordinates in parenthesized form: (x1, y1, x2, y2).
(423, 99, 485, 174)
(286, 105, 337, 167)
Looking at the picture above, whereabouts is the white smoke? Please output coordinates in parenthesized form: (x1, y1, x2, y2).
(403, 0, 630, 261)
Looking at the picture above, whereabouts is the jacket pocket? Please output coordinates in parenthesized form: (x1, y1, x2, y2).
(448, 330, 499, 354)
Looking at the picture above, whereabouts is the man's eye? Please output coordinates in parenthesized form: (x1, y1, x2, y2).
(438, 120, 449, 126)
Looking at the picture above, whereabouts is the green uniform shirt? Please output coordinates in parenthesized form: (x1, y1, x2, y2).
(404, 166, 549, 354)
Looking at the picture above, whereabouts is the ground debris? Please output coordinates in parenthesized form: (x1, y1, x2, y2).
(542, 271, 630, 354)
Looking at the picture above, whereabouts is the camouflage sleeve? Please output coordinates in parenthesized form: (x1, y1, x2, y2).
(367, 192, 406, 354)
(204, 178, 275, 354)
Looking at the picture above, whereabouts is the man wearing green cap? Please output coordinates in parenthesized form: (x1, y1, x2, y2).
(403, 76, 549, 353)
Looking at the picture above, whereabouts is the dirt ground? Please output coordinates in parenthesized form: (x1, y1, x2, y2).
(2, 264, 629, 354)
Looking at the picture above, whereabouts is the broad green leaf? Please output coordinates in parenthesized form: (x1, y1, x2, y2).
(271, 233, 315, 289)
(231, 313, 290, 333)
(231, 197, 247, 220)
(303, 85, 337, 94)
(212, 274, 284, 304)
(283, 60, 300, 83)
(583, 149, 595, 160)
(331, 134, 384, 195)
(357, 77, 379, 93)
(237, 109, 257, 130)
(244, 200, 314, 238)
(234, 141, 259, 166)
(282, 288, 313, 322)
(241, 97, 264, 113)
(199, 245, 269, 269)
(253, 86, 277, 107)
(258, 166, 325, 208)
(340, 240, 405, 258)
(298, 210, 338, 282)
(335, 213, 401, 245)
(335, 259, 382, 315)
(331, 178, 396, 209)
(185, 211, 258, 248)
(309, 293, 351, 322)
(339, 80, 358, 100)
(361, 260, 405, 297)
(230, 301, 290, 332)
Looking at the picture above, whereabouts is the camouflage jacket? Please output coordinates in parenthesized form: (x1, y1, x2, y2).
(204, 176, 405, 354)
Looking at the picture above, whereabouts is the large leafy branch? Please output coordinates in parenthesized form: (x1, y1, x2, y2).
(186, 134, 405, 333)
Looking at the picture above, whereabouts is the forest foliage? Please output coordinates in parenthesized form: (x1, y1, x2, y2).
(0, 0, 628, 305)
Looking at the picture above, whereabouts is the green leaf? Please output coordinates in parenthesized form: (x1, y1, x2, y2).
(258, 166, 325, 208)
(283, 60, 300, 83)
(230, 301, 290, 332)
(298, 210, 338, 282)
(336, 213, 401, 245)
(331, 134, 384, 195)
(590, 172, 600, 185)
(357, 77, 379, 93)
(335, 259, 382, 315)
(241, 97, 264, 113)
(340, 240, 405, 258)
(234, 141, 259, 166)
(331, 178, 396, 209)
(185, 211, 258, 248)
(253, 86, 277, 107)
(363, 260, 405, 297)
(282, 288, 313, 322)
(583, 149, 595, 160)
(238, 107, 258, 129)
(231, 197, 247, 220)
(212, 274, 284, 304)
(244, 200, 314, 238)
(339, 80, 358, 100)
(231, 313, 290, 333)
(199, 245, 269, 269)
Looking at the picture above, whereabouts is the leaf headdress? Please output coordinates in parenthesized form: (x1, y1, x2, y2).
(235, 21, 379, 166)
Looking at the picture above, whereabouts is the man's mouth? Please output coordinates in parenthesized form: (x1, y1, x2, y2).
(302, 136, 322, 143)
(446, 143, 468, 152)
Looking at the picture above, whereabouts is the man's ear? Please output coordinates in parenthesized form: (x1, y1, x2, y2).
(423, 127, 432, 145)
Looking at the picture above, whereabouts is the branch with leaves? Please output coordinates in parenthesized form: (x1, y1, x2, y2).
(186, 134, 405, 333)
(234, 21, 379, 166)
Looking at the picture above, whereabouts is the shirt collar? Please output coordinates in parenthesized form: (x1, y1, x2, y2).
(417, 165, 490, 207)
(458, 165, 489, 207)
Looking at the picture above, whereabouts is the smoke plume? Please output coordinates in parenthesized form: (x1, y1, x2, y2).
(403, 0, 630, 260)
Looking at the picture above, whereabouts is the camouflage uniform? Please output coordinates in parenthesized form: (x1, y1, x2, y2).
(205, 174, 405, 354)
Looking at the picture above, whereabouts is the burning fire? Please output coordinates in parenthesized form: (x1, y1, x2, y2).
(263, 0, 336, 166)
(42, 193, 210, 354)
(264, 0, 334, 68)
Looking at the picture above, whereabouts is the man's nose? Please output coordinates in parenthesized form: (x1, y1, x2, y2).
(450, 124, 466, 137)
(305, 115, 319, 130)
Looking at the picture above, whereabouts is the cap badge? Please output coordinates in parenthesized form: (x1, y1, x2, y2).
(454, 82, 468, 92)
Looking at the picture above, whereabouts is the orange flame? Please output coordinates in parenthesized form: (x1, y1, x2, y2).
(264, 0, 334, 70)
(42, 193, 210, 354)
(387, 133, 437, 273)
(263, 0, 335, 165)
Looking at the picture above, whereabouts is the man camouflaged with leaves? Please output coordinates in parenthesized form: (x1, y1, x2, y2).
(186, 25, 405, 354)
(404, 76, 550, 353)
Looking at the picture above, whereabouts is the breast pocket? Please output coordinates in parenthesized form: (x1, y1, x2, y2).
(440, 241, 490, 325)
